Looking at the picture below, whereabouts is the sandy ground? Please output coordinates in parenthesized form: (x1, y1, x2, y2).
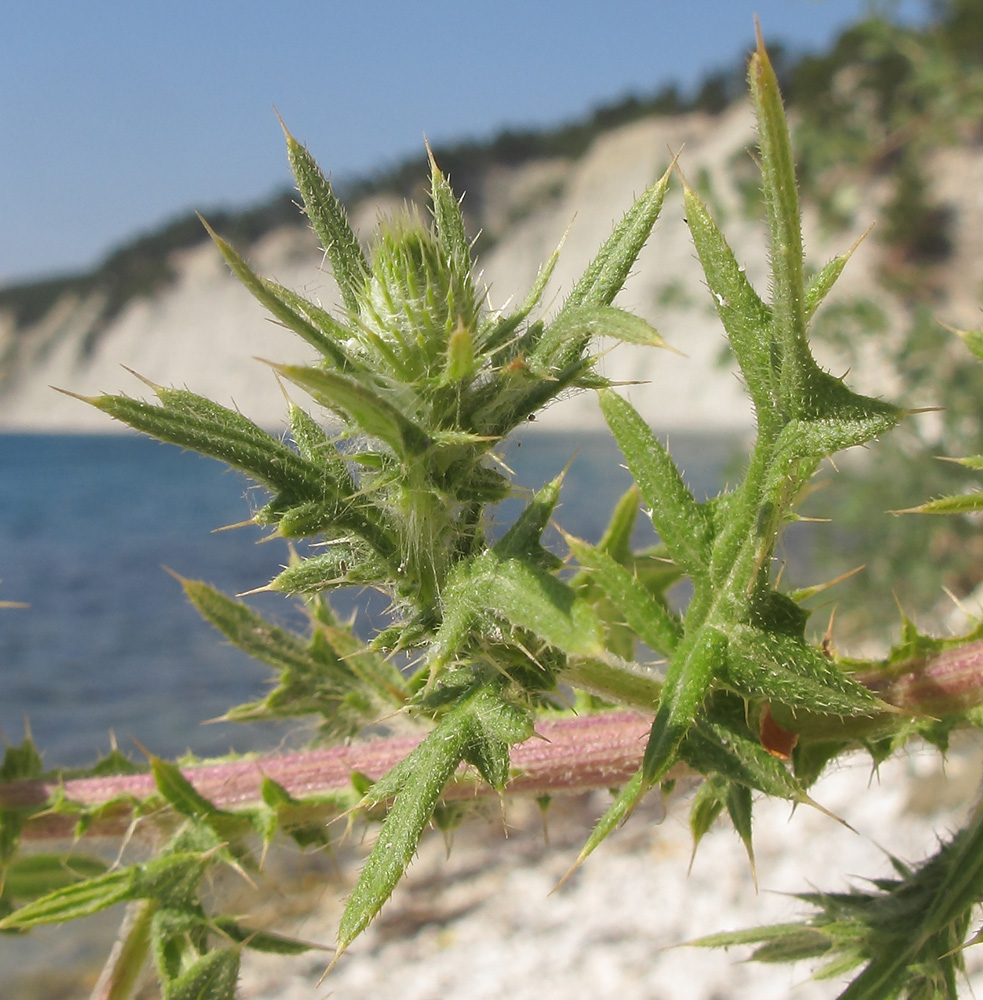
(236, 738, 983, 1000)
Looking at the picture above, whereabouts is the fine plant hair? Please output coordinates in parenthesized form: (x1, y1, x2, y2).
(5, 27, 983, 1000)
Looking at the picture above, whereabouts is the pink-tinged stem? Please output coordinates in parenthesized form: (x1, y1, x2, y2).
(7, 639, 983, 843)
(857, 638, 983, 715)
(2, 712, 654, 841)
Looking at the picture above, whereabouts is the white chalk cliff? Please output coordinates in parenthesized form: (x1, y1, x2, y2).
(1, 103, 979, 435)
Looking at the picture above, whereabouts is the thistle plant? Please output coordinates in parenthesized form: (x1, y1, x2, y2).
(3, 26, 983, 1000)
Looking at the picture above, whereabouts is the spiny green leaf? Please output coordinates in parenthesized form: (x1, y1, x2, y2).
(559, 654, 663, 708)
(559, 163, 671, 313)
(749, 26, 807, 383)
(211, 915, 328, 955)
(271, 363, 431, 454)
(804, 240, 863, 323)
(565, 533, 682, 658)
(599, 389, 712, 577)
(145, 382, 272, 440)
(569, 768, 648, 874)
(478, 239, 562, 354)
(428, 147, 471, 281)
(1, 853, 109, 901)
(338, 684, 530, 959)
(915, 801, 983, 947)
(311, 618, 409, 703)
(1, 773, 34, 864)
(568, 487, 682, 666)
(463, 350, 597, 439)
(151, 757, 227, 821)
(270, 497, 394, 553)
(641, 626, 726, 784)
(956, 325, 983, 364)
(266, 281, 360, 366)
(748, 931, 838, 965)
(460, 689, 533, 790)
(682, 714, 806, 802)
(493, 470, 563, 562)
(432, 554, 604, 674)
(286, 404, 360, 494)
(688, 778, 727, 858)
(945, 454, 983, 470)
(90, 900, 156, 1000)
(895, 491, 983, 515)
(881, 614, 983, 668)
(133, 850, 213, 906)
(336, 699, 473, 952)
(0, 867, 136, 928)
(685, 182, 899, 454)
(182, 578, 327, 677)
(146, 384, 352, 499)
(725, 781, 755, 875)
(83, 392, 319, 498)
(430, 488, 604, 668)
(163, 946, 240, 1000)
(529, 304, 670, 375)
(771, 381, 903, 461)
(702, 764, 983, 997)
(268, 547, 388, 593)
(681, 183, 776, 422)
(181, 577, 402, 734)
(481, 555, 593, 650)
(201, 219, 351, 366)
(725, 625, 883, 718)
(256, 776, 336, 849)
(689, 923, 833, 960)
(281, 122, 369, 313)
(594, 485, 642, 563)
(0, 737, 43, 782)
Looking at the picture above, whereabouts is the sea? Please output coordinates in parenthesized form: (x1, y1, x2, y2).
(0, 428, 744, 769)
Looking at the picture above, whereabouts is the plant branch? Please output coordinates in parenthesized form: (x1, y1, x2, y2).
(7, 637, 983, 844)
(858, 638, 983, 715)
(3, 712, 655, 842)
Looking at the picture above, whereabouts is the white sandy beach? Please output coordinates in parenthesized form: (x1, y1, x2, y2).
(238, 738, 983, 1000)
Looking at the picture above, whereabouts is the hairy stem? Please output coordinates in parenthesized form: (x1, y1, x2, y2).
(6, 638, 983, 844)
(857, 639, 983, 714)
(4, 712, 655, 841)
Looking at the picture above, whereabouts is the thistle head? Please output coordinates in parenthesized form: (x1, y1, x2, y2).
(358, 208, 481, 381)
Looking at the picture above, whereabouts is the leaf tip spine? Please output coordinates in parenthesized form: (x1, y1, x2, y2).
(50, 385, 96, 405)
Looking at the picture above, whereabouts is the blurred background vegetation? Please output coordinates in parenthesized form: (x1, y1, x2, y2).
(788, 0, 983, 643)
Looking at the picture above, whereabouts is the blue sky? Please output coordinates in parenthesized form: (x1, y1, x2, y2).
(1, 1, 926, 284)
